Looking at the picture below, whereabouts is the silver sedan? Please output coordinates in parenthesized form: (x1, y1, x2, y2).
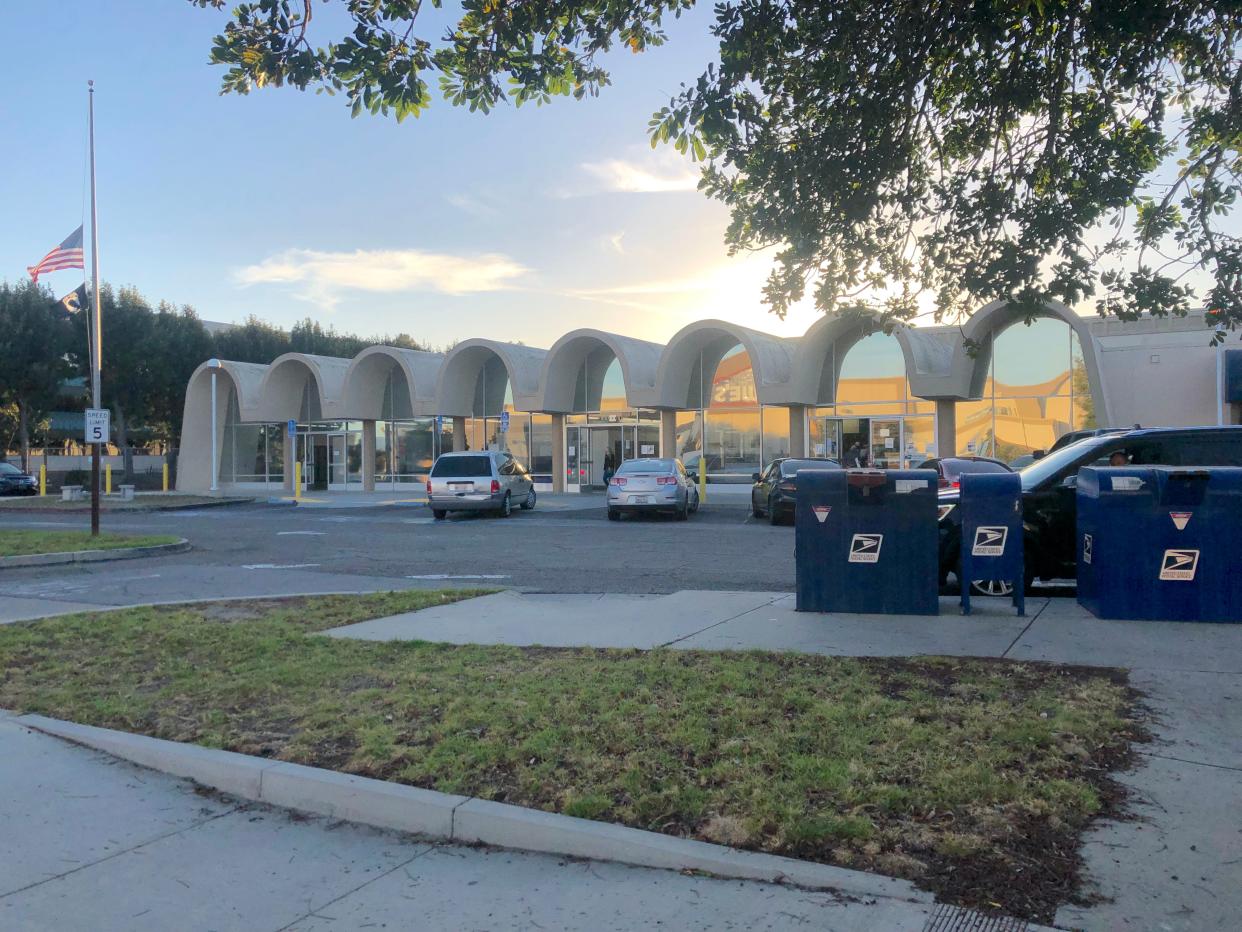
(606, 458, 699, 521)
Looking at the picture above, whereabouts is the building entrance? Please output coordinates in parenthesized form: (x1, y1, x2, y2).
(298, 430, 354, 491)
(817, 416, 926, 469)
(565, 422, 660, 491)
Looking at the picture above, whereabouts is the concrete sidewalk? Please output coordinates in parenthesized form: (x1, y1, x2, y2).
(327, 589, 1242, 931)
(0, 715, 953, 931)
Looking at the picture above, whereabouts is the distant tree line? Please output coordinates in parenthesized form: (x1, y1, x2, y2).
(0, 278, 428, 472)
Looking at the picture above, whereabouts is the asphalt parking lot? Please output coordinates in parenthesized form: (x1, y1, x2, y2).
(0, 496, 799, 604)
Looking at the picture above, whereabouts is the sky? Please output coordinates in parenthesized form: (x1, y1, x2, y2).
(0, 0, 834, 351)
(0, 2, 1230, 360)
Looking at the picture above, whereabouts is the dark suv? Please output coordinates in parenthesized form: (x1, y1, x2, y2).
(938, 426, 1242, 590)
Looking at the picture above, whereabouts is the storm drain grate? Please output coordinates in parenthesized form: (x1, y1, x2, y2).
(921, 902, 1034, 932)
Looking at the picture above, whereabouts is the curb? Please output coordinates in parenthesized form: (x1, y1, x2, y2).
(14, 713, 928, 906)
(0, 538, 190, 570)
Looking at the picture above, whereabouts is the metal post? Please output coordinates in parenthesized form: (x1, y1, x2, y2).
(209, 363, 220, 492)
(87, 81, 103, 536)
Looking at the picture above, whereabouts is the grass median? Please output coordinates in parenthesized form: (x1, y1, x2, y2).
(0, 529, 181, 557)
(0, 590, 1144, 921)
(0, 494, 250, 512)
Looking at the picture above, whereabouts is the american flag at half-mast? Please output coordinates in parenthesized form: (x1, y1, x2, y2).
(27, 225, 84, 282)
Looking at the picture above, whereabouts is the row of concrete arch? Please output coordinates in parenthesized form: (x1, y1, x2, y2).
(178, 299, 1111, 490)
(186, 299, 1108, 421)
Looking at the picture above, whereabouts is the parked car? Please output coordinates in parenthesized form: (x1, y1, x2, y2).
(750, 457, 842, 525)
(1043, 426, 1131, 457)
(916, 455, 1012, 489)
(0, 461, 37, 496)
(1008, 453, 1038, 469)
(607, 458, 699, 520)
(938, 426, 1242, 594)
(426, 450, 535, 519)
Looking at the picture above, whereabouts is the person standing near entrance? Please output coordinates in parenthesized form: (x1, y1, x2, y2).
(845, 442, 866, 468)
(602, 450, 616, 487)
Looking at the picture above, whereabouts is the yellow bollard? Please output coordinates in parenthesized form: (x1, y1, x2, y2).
(698, 454, 707, 505)
(39, 464, 46, 497)
(294, 461, 302, 500)
(162, 462, 169, 492)
(105, 464, 112, 495)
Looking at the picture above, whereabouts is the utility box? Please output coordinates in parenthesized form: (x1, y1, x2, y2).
(1077, 466, 1242, 622)
(958, 471, 1025, 616)
(795, 468, 940, 615)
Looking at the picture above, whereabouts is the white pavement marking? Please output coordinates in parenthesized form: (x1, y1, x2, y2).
(406, 574, 510, 580)
(242, 563, 322, 570)
(276, 531, 326, 536)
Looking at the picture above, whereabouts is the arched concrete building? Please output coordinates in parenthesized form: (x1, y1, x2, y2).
(178, 304, 1229, 494)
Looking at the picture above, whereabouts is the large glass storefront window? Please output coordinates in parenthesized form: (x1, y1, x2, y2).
(959, 318, 1087, 461)
(810, 333, 934, 467)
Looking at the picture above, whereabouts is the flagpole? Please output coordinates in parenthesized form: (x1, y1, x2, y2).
(88, 80, 102, 537)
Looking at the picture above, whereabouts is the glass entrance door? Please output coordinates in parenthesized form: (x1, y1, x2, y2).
(869, 419, 903, 469)
(328, 433, 347, 489)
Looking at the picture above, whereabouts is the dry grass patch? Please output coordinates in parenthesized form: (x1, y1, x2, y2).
(0, 592, 1145, 922)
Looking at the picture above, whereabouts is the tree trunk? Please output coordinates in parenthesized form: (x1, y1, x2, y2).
(17, 400, 30, 473)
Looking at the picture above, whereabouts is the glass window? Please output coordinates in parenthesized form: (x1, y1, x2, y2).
(528, 414, 553, 475)
(761, 405, 790, 464)
(835, 334, 907, 405)
(704, 409, 761, 482)
(710, 345, 757, 407)
(431, 455, 492, 477)
(263, 424, 285, 482)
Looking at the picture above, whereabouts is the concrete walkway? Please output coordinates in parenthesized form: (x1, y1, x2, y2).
(0, 715, 958, 931)
(327, 590, 1242, 931)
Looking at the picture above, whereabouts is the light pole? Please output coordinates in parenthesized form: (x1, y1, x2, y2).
(208, 358, 221, 492)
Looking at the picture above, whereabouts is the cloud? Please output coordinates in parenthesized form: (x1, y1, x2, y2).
(607, 231, 627, 255)
(235, 247, 529, 308)
(445, 193, 498, 218)
(578, 156, 701, 194)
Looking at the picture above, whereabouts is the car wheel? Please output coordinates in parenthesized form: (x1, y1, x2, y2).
(499, 492, 512, 517)
(690, 490, 699, 513)
(768, 496, 782, 526)
(521, 488, 536, 510)
(752, 497, 763, 518)
(970, 579, 1014, 597)
(607, 508, 620, 521)
(432, 509, 447, 520)
(676, 499, 689, 521)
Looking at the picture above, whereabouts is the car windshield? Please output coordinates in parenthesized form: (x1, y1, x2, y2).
(0, 463, 21, 475)
(781, 459, 839, 476)
(618, 458, 674, 474)
(1017, 435, 1116, 490)
(430, 455, 492, 478)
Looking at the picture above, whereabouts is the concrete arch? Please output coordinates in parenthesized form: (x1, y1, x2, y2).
(175, 359, 268, 492)
(790, 313, 914, 405)
(961, 299, 1112, 425)
(342, 346, 444, 420)
(654, 319, 798, 409)
(254, 352, 351, 422)
(538, 329, 664, 413)
(435, 339, 548, 416)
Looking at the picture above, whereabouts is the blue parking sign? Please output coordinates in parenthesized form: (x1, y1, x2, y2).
(500, 411, 510, 433)
(287, 419, 297, 438)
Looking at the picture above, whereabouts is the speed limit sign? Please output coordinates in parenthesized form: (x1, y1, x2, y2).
(84, 408, 110, 445)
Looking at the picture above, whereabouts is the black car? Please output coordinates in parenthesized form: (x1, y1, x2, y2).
(917, 455, 1012, 489)
(751, 457, 841, 525)
(937, 426, 1242, 592)
(0, 461, 38, 496)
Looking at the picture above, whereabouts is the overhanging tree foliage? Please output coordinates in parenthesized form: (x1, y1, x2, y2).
(190, 0, 1241, 335)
